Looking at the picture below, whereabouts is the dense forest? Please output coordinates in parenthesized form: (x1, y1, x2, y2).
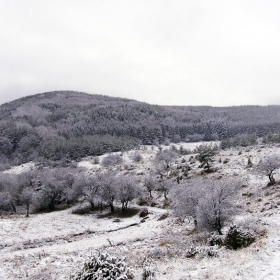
(0, 90, 280, 166)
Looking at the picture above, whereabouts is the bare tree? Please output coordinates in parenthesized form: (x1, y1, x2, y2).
(38, 169, 66, 211)
(64, 172, 80, 205)
(256, 155, 280, 183)
(0, 191, 16, 212)
(173, 178, 241, 234)
(143, 173, 157, 197)
(0, 173, 17, 212)
(19, 187, 34, 217)
(100, 171, 117, 213)
(159, 178, 173, 199)
(116, 175, 141, 212)
(155, 149, 177, 170)
(80, 175, 102, 210)
(197, 178, 241, 234)
(172, 183, 198, 225)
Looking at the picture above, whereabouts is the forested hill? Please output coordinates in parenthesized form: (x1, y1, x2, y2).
(0, 90, 280, 164)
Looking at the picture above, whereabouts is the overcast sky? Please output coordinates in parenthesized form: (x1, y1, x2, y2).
(1, 0, 280, 106)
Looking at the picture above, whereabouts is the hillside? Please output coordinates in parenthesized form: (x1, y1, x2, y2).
(1, 91, 280, 167)
(1, 142, 280, 279)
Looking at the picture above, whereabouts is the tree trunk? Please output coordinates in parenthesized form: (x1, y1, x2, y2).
(99, 201, 103, 212)
(215, 218, 222, 235)
(10, 201, 16, 212)
(269, 173, 275, 183)
(26, 203, 29, 217)
(49, 200, 55, 211)
(109, 203, 114, 213)
(90, 201, 95, 210)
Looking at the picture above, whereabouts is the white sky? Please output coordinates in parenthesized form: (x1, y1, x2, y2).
(1, 0, 280, 106)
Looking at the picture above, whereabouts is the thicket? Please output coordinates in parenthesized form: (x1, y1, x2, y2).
(263, 132, 280, 144)
(220, 134, 257, 149)
(0, 167, 145, 215)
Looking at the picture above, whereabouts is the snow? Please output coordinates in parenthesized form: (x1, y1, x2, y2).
(1, 142, 280, 279)
(3, 162, 36, 174)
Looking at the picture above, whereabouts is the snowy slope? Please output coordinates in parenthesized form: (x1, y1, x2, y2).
(1, 142, 280, 279)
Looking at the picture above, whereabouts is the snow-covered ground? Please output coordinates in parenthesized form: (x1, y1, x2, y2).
(1, 142, 280, 279)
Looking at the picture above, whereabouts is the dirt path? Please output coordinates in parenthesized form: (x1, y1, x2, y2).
(0, 206, 167, 279)
(259, 216, 280, 280)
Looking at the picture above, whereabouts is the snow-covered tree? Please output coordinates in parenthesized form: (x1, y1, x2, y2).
(116, 175, 141, 212)
(159, 178, 173, 199)
(155, 149, 177, 170)
(100, 171, 117, 213)
(19, 186, 34, 217)
(143, 173, 157, 197)
(256, 155, 280, 183)
(173, 178, 241, 234)
(195, 143, 219, 170)
(79, 175, 102, 210)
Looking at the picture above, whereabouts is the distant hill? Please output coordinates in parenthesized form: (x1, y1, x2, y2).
(1, 90, 280, 165)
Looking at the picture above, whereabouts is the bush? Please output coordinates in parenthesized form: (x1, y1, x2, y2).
(220, 134, 257, 149)
(184, 246, 219, 258)
(208, 233, 225, 247)
(163, 139, 170, 146)
(130, 152, 143, 163)
(139, 208, 149, 217)
(92, 157, 100, 164)
(224, 225, 256, 250)
(142, 258, 156, 280)
(72, 251, 134, 280)
(101, 154, 123, 167)
(195, 143, 219, 170)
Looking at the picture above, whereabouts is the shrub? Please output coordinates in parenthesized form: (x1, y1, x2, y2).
(92, 157, 100, 164)
(195, 143, 219, 170)
(101, 154, 123, 167)
(72, 251, 134, 280)
(142, 258, 156, 280)
(130, 152, 143, 163)
(223, 158, 230, 164)
(163, 139, 170, 146)
(184, 246, 219, 258)
(208, 233, 225, 247)
(139, 208, 149, 217)
(224, 225, 256, 250)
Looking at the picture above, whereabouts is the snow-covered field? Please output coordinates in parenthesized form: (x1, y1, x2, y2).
(1, 142, 280, 279)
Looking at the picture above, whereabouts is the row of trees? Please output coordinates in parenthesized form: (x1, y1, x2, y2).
(0, 166, 178, 216)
